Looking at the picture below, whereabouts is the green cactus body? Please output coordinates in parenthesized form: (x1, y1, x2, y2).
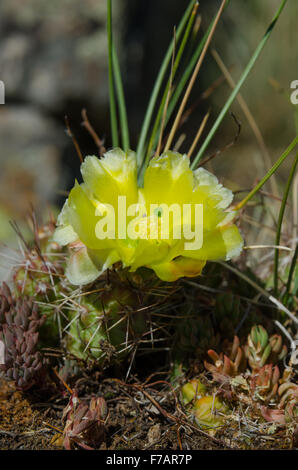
(12, 225, 72, 346)
(66, 283, 147, 363)
(214, 293, 241, 337)
(14, 260, 67, 345)
(174, 313, 220, 361)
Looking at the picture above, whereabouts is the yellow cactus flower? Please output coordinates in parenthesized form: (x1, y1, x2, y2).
(54, 148, 243, 285)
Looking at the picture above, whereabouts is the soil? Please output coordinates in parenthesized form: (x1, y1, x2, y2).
(0, 376, 294, 450)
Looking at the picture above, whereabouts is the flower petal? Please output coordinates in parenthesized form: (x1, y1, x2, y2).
(52, 200, 78, 246)
(183, 224, 243, 261)
(193, 168, 233, 209)
(81, 148, 138, 207)
(150, 257, 206, 282)
(143, 151, 193, 206)
(66, 181, 117, 251)
(66, 246, 120, 285)
(66, 246, 101, 285)
(129, 239, 171, 271)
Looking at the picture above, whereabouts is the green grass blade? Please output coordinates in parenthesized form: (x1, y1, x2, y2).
(107, 0, 119, 147)
(163, 1, 231, 143)
(274, 152, 298, 295)
(234, 135, 298, 211)
(165, 27, 210, 126)
(148, 6, 230, 160)
(138, 11, 221, 185)
(284, 244, 298, 301)
(191, 0, 288, 169)
(112, 45, 130, 151)
(145, 4, 198, 157)
(136, 0, 196, 167)
(138, 3, 198, 183)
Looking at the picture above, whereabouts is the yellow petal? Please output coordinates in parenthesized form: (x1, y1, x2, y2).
(66, 246, 101, 285)
(143, 151, 193, 206)
(52, 200, 78, 246)
(150, 256, 206, 282)
(129, 239, 170, 271)
(66, 182, 102, 249)
(81, 148, 138, 207)
(183, 224, 243, 261)
(66, 245, 120, 285)
(192, 167, 233, 209)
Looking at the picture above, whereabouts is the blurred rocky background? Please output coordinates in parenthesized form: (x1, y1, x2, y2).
(0, 0, 297, 279)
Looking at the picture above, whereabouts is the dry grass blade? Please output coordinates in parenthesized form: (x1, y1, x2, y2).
(64, 115, 83, 163)
(156, 28, 177, 157)
(187, 111, 210, 158)
(164, 0, 227, 152)
(81, 109, 106, 156)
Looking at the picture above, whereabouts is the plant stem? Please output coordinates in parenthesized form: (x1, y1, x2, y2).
(156, 28, 176, 157)
(151, 2, 231, 162)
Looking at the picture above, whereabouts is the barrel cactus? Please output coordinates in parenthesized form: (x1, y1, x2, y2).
(65, 272, 148, 363)
(12, 221, 70, 346)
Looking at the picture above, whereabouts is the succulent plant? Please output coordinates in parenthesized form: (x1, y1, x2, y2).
(244, 325, 287, 371)
(0, 283, 46, 390)
(278, 382, 298, 422)
(260, 382, 298, 425)
(12, 219, 182, 368)
(249, 364, 280, 403)
(193, 395, 229, 429)
(13, 221, 65, 297)
(180, 376, 229, 430)
(204, 335, 246, 383)
(269, 334, 288, 365)
(260, 406, 286, 425)
(62, 391, 108, 450)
